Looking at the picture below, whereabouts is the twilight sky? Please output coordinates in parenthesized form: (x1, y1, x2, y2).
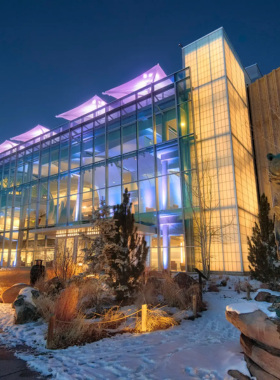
(0, 0, 279, 143)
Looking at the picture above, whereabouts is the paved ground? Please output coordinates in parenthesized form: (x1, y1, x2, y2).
(0, 346, 47, 379)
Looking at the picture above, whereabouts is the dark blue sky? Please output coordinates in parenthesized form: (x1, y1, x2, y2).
(0, 0, 279, 142)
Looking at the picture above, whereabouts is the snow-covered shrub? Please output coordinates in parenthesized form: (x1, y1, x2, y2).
(78, 278, 114, 313)
(135, 307, 178, 333)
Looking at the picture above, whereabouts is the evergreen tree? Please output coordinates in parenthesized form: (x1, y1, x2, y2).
(110, 188, 149, 300)
(247, 193, 280, 288)
(84, 191, 149, 300)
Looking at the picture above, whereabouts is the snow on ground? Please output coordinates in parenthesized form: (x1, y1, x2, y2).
(1, 276, 278, 380)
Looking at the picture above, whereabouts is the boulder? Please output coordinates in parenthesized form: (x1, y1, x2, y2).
(255, 292, 278, 303)
(2, 283, 31, 303)
(245, 355, 279, 380)
(225, 310, 280, 350)
(173, 272, 198, 289)
(240, 334, 280, 379)
(13, 287, 40, 324)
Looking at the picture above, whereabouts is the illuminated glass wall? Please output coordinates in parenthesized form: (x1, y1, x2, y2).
(183, 28, 258, 272)
(0, 68, 195, 271)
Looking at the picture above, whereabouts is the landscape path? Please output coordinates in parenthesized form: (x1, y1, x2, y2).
(0, 345, 46, 379)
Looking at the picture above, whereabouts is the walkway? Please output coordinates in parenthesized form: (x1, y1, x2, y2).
(0, 346, 47, 379)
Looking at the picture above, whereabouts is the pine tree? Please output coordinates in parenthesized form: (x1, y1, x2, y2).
(84, 191, 149, 300)
(247, 193, 280, 288)
(83, 198, 117, 279)
(110, 188, 149, 301)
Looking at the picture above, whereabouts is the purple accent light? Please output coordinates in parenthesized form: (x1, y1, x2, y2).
(103, 64, 167, 99)
(56, 95, 107, 121)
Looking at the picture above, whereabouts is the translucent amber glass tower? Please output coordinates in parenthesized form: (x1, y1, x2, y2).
(183, 28, 258, 272)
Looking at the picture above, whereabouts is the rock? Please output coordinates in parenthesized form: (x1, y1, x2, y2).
(220, 280, 227, 287)
(226, 310, 280, 350)
(173, 272, 198, 289)
(245, 355, 279, 380)
(13, 287, 40, 324)
(268, 297, 280, 312)
(240, 334, 280, 379)
(46, 277, 64, 295)
(2, 283, 31, 303)
(255, 292, 278, 303)
(227, 369, 251, 380)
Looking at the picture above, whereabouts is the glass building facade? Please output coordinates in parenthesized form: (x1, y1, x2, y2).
(0, 28, 258, 273)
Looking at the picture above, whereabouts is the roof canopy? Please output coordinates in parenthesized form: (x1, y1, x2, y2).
(0, 140, 18, 153)
(11, 125, 50, 142)
(103, 64, 167, 99)
(56, 95, 107, 121)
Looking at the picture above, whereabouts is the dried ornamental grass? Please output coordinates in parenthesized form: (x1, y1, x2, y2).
(135, 281, 159, 309)
(99, 306, 126, 330)
(34, 295, 55, 322)
(135, 307, 178, 333)
(54, 286, 78, 322)
(160, 273, 188, 309)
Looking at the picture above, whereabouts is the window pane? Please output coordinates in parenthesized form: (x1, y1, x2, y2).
(156, 142, 180, 176)
(70, 170, 81, 195)
(153, 85, 175, 111)
(82, 138, 93, 166)
(49, 175, 58, 200)
(60, 147, 69, 172)
(94, 188, 105, 210)
(107, 130, 120, 158)
(121, 104, 136, 125)
(138, 116, 153, 149)
(40, 154, 49, 178)
(58, 197, 67, 224)
(178, 102, 193, 136)
(123, 182, 138, 214)
(138, 148, 154, 180)
(48, 198, 57, 226)
(108, 158, 121, 187)
(94, 134, 105, 162)
(59, 174, 68, 197)
(94, 162, 106, 189)
(155, 108, 177, 144)
(139, 178, 156, 212)
(180, 136, 195, 172)
(50, 150, 59, 176)
(71, 143, 81, 169)
(122, 152, 137, 184)
(108, 185, 121, 207)
(158, 174, 182, 210)
(177, 78, 191, 104)
(82, 168, 93, 193)
(123, 124, 137, 153)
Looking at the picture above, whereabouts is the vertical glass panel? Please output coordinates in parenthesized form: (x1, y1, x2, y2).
(158, 174, 182, 211)
(138, 116, 153, 149)
(121, 104, 136, 125)
(60, 147, 69, 173)
(107, 111, 120, 131)
(71, 143, 81, 169)
(32, 157, 39, 180)
(81, 191, 93, 221)
(16, 166, 24, 186)
(180, 135, 195, 172)
(49, 175, 58, 200)
(93, 188, 105, 210)
(155, 108, 177, 143)
(82, 167, 92, 193)
(177, 78, 191, 104)
(108, 157, 121, 187)
(59, 174, 68, 197)
(41, 153, 49, 178)
(47, 198, 57, 226)
(2, 165, 9, 189)
(58, 197, 68, 224)
(69, 194, 80, 222)
(38, 199, 47, 227)
(138, 148, 154, 180)
(122, 152, 137, 184)
(94, 134, 105, 162)
(39, 180, 48, 200)
(139, 178, 156, 212)
(123, 123, 137, 153)
(123, 182, 138, 214)
(178, 102, 193, 136)
(153, 85, 175, 111)
(50, 148, 59, 176)
(94, 161, 106, 189)
(70, 170, 81, 195)
(108, 130, 121, 158)
(82, 138, 93, 166)
(138, 97, 153, 149)
(108, 185, 121, 207)
(156, 142, 180, 176)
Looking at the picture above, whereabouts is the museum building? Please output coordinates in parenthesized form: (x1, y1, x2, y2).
(0, 28, 263, 273)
